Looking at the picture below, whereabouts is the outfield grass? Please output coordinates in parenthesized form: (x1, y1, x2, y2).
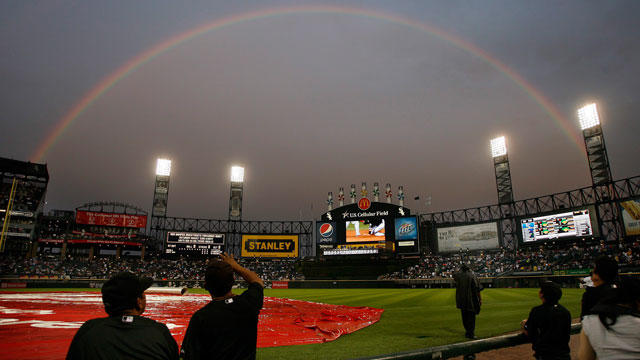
(255, 288, 583, 359)
(2, 287, 583, 359)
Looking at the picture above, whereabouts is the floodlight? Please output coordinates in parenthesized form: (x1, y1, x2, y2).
(231, 166, 244, 183)
(490, 136, 507, 158)
(156, 159, 172, 176)
(578, 103, 600, 130)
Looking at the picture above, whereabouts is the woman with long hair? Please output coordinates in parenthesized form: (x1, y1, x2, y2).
(578, 276, 640, 359)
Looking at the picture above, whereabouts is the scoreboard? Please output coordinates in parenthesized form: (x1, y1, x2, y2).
(521, 209, 593, 242)
(165, 232, 224, 256)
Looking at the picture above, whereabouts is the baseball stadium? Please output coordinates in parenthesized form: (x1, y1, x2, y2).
(2, 3, 640, 359)
(1, 134, 639, 359)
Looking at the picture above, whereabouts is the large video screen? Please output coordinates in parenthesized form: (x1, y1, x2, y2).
(345, 219, 386, 242)
(165, 232, 224, 256)
(520, 209, 593, 242)
(620, 198, 640, 236)
(437, 222, 500, 253)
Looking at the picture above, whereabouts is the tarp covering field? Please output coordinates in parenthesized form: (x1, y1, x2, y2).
(0, 292, 383, 360)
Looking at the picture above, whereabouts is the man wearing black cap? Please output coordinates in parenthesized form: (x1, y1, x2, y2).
(66, 272, 179, 360)
(454, 263, 482, 340)
(521, 281, 571, 360)
(181, 252, 264, 360)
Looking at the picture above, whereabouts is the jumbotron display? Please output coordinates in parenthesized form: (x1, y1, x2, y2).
(165, 232, 224, 255)
(318, 201, 419, 255)
(520, 209, 593, 242)
(436, 222, 500, 253)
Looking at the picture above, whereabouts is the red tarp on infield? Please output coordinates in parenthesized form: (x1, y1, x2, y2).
(0, 292, 383, 360)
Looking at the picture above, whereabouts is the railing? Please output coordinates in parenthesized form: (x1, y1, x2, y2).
(356, 323, 582, 360)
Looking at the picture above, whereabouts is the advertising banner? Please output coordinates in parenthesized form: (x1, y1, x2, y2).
(620, 198, 640, 236)
(75, 211, 147, 228)
(395, 217, 418, 240)
(38, 239, 64, 243)
(316, 222, 337, 245)
(66, 239, 142, 246)
(553, 269, 591, 276)
(241, 235, 299, 258)
(437, 222, 500, 253)
(1, 282, 27, 289)
(271, 281, 289, 289)
(394, 216, 420, 254)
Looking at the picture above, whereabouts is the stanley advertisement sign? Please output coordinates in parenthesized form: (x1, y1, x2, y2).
(241, 235, 299, 258)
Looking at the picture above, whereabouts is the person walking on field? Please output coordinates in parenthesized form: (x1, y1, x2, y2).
(454, 263, 482, 340)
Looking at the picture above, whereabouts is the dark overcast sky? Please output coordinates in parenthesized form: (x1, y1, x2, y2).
(1, 0, 639, 221)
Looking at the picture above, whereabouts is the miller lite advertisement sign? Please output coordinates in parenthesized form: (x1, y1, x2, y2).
(394, 216, 420, 254)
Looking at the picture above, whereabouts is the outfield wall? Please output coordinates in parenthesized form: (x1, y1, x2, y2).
(1, 274, 611, 289)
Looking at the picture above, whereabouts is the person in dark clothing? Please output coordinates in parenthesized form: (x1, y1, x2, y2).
(66, 272, 179, 360)
(581, 255, 618, 319)
(521, 281, 571, 360)
(454, 263, 482, 340)
(181, 252, 264, 360)
(579, 276, 640, 359)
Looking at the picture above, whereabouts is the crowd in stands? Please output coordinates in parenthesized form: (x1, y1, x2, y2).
(5, 218, 34, 235)
(2, 240, 639, 282)
(38, 224, 141, 241)
(0, 181, 46, 212)
(0, 255, 304, 283)
(380, 240, 640, 279)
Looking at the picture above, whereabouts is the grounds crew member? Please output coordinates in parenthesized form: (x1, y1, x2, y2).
(454, 263, 482, 340)
(66, 272, 179, 360)
(181, 252, 264, 360)
(521, 281, 571, 360)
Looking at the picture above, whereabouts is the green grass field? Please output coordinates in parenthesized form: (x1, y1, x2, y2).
(254, 288, 582, 359)
(2, 287, 583, 359)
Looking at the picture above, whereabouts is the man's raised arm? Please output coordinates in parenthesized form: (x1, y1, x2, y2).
(220, 252, 264, 287)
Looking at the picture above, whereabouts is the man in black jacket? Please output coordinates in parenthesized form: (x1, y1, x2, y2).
(581, 255, 618, 319)
(454, 264, 482, 340)
(66, 272, 179, 360)
(181, 253, 264, 360)
(521, 281, 571, 360)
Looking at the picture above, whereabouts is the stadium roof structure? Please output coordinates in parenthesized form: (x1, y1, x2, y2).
(0, 156, 49, 182)
(76, 202, 147, 215)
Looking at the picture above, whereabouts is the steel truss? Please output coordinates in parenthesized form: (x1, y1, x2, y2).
(420, 175, 640, 249)
(76, 202, 147, 215)
(149, 217, 313, 257)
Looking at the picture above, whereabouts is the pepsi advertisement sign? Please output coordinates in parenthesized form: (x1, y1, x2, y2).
(317, 222, 337, 244)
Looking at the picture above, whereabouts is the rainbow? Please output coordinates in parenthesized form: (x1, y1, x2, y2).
(31, 4, 580, 162)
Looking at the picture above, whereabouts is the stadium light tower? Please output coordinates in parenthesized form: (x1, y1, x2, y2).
(490, 136, 514, 204)
(152, 158, 171, 217)
(578, 103, 612, 185)
(229, 166, 244, 221)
